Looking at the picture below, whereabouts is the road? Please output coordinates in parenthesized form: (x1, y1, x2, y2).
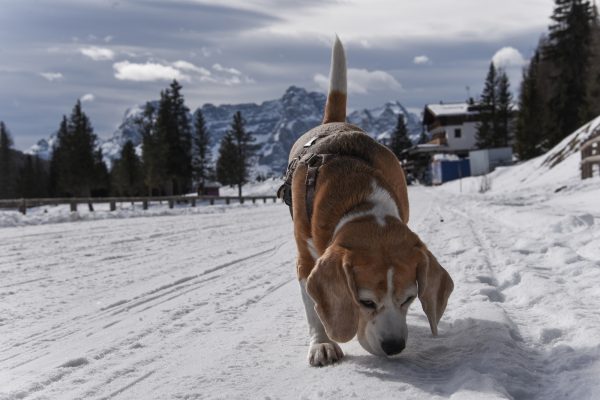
(1, 186, 599, 399)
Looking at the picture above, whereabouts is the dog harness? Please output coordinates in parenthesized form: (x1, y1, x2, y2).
(277, 135, 332, 223)
(277, 134, 367, 226)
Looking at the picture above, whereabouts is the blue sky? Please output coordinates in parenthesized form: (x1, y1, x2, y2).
(0, 0, 554, 150)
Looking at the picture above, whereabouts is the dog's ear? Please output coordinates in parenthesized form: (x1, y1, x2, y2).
(306, 246, 358, 342)
(415, 245, 454, 336)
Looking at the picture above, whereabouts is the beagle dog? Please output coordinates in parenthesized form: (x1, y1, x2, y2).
(280, 37, 453, 366)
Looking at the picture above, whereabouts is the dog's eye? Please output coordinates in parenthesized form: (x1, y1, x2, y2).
(359, 299, 377, 309)
(402, 296, 415, 306)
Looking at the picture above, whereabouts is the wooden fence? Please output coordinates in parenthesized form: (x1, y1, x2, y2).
(581, 131, 600, 179)
(0, 195, 279, 215)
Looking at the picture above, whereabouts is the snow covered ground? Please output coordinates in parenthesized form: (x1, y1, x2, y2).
(1, 177, 599, 399)
(2, 117, 600, 399)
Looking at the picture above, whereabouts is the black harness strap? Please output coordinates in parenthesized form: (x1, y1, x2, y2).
(304, 153, 339, 224)
(277, 134, 329, 221)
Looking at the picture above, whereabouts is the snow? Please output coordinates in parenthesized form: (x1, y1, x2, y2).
(0, 201, 262, 228)
(1, 178, 600, 399)
(3, 118, 600, 399)
(426, 103, 474, 117)
(441, 114, 600, 195)
(219, 177, 283, 197)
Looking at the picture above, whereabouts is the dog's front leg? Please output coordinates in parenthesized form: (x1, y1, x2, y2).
(300, 279, 344, 366)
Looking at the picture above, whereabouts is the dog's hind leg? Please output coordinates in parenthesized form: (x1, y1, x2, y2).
(300, 279, 344, 366)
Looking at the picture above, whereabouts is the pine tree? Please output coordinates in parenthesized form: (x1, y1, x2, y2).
(216, 111, 255, 197)
(112, 140, 143, 196)
(33, 156, 49, 198)
(49, 116, 68, 196)
(158, 80, 192, 195)
(476, 62, 498, 149)
(230, 111, 255, 197)
(15, 154, 49, 199)
(389, 114, 412, 159)
(192, 110, 212, 194)
(545, 0, 594, 144)
(92, 149, 110, 196)
(585, 3, 600, 119)
(496, 70, 513, 147)
(0, 121, 14, 199)
(516, 51, 546, 160)
(17, 155, 36, 198)
(54, 100, 98, 196)
(138, 102, 166, 195)
(216, 131, 238, 190)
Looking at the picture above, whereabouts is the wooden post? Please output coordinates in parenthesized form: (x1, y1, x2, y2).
(273, 197, 276, 203)
(70, 201, 77, 212)
(226, 198, 230, 205)
(240, 197, 245, 204)
(143, 200, 148, 210)
(88, 201, 94, 212)
(19, 199, 26, 215)
(169, 199, 174, 209)
(252, 198, 256, 204)
(263, 197, 267, 203)
(110, 201, 116, 211)
(210, 198, 214, 205)
(191, 198, 196, 207)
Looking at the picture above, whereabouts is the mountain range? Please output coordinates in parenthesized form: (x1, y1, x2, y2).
(27, 86, 422, 177)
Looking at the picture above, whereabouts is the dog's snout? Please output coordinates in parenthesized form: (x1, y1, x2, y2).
(381, 338, 405, 356)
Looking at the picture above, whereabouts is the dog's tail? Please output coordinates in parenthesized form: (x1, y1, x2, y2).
(322, 35, 347, 124)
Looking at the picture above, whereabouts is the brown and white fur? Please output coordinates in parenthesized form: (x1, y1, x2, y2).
(289, 36, 454, 366)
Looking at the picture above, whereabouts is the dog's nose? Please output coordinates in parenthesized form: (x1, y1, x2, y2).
(381, 339, 405, 356)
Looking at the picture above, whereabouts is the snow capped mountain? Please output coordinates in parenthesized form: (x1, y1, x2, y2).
(27, 86, 421, 176)
(26, 136, 57, 161)
(200, 86, 327, 177)
(348, 100, 421, 144)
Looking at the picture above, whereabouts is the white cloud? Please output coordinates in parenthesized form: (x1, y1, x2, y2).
(210, 63, 254, 85)
(314, 68, 401, 94)
(413, 55, 431, 65)
(254, 0, 553, 43)
(103, 35, 114, 43)
(113, 61, 190, 82)
(492, 47, 526, 68)
(80, 93, 95, 102)
(80, 46, 115, 61)
(112, 59, 252, 85)
(212, 63, 242, 76)
(40, 72, 63, 81)
(172, 60, 211, 76)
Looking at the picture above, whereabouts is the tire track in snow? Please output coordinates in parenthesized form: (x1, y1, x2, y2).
(1, 204, 295, 399)
(430, 189, 600, 399)
(1, 242, 287, 371)
(407, 190, 548, 399)
(97, 370, 155, 400)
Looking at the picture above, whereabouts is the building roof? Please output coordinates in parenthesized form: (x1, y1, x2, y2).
(407, 143, 449, 154)
(425, 103, 473, 117)
(422, 102, 486, 126)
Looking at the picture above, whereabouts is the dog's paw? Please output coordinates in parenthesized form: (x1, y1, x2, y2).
(308, 342, 344, 367)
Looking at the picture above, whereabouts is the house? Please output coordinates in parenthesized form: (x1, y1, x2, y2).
(581, 130, 600, 179)
(422, 102, 488, 156)
(198, 181, 220, 196)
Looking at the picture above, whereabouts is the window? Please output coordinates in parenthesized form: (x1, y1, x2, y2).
(454, 128, 462, 138)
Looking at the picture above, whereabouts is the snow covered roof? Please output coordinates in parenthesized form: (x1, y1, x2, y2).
(423, 102, 486, 126)
(425, 103, 473, 117)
